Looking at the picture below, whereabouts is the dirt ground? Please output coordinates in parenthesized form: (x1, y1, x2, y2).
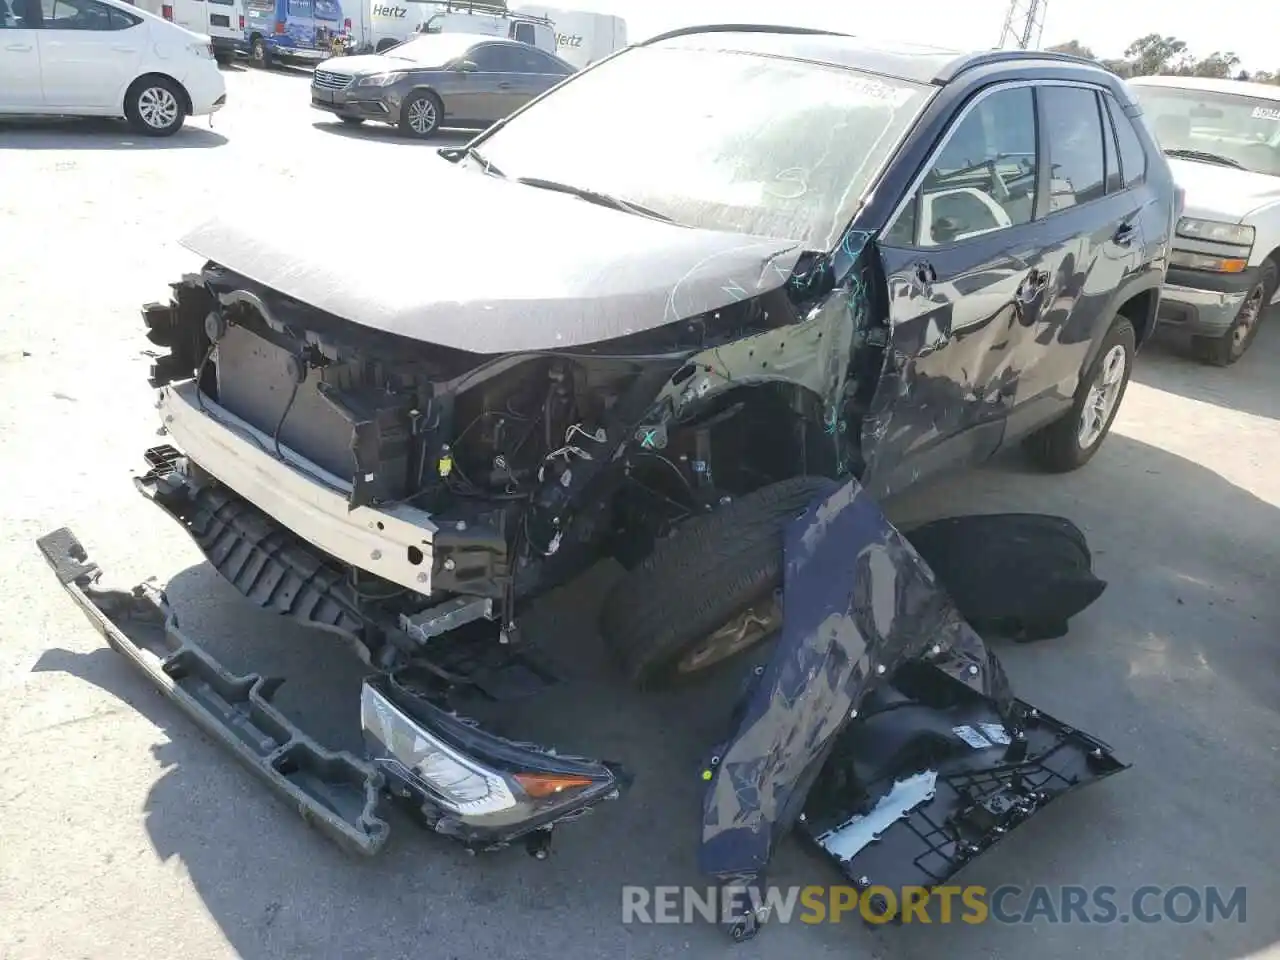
(2, 64, 1278, 960)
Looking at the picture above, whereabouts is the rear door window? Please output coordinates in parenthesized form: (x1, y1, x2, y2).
(1040, 85, 1107, 211)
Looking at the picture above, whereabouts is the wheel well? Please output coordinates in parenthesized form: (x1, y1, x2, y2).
(1115, 287, 1158, 345)
(1263, 245, 1280, 280)
(124, 73, 191, 116)
(669, 383, 840, 494)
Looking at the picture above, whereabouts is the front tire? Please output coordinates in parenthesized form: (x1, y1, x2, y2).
(599, 476, 837, 687)
(1025, 315, 1135, 472)
(1192, 261, 1277, 367)
(399, 90, 442, 139)
(124, 77, 186, 137)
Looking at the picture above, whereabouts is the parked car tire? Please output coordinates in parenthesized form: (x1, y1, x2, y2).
(599, 475, 837, 687)
(250, 35, 272, 68)
(399, 90, 442, 138)
(1192, 260, 1277, 367)
(1024, 315, 1136, 472)
(124, 76, 186, 137)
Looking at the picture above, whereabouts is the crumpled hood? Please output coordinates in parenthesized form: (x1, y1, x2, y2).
(1167, 157, 1280, 222)
(180, 167, 805, 354)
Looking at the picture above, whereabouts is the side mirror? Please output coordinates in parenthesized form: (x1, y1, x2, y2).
(456, 60, 477, 72)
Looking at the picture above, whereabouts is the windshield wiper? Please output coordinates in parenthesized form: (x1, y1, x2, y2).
(1163, 148, 1245, 170)
(514, 176, 676, 223)
(450, 146, 504, 178)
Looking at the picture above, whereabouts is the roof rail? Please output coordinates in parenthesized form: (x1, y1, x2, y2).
(934, 48, 1107, 83)
(641, 23, 851, 46)
(418, 0, 554, 25)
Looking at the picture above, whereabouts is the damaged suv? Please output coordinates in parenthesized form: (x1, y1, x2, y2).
(41, 27, 1163, 941)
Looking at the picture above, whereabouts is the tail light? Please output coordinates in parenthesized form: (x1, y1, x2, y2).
(161, 3, 172, 18)
(274, 20, 285, 33)
(343, 17, 351, 28)
(239, 13, 244, 29)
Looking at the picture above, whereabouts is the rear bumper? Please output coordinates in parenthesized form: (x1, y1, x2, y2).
(273, 44, 330, 61)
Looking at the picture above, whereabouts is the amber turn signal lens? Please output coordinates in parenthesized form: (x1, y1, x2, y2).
(514, 773, 596, 797)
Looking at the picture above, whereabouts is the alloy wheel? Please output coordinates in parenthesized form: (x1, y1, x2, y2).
(408, 98, 437, 136)
(1077, 343, 1127, 449)
(677, 590, 782, 674)
(137, 87, 180, 130)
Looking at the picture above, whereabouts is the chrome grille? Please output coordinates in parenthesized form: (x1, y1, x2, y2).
(313, 69, 352, 91)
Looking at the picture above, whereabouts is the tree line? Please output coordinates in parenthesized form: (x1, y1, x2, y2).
(1046, 35, 1280, 85)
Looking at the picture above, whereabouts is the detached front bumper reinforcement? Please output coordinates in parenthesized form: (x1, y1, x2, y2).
(37, 527, 627, 859)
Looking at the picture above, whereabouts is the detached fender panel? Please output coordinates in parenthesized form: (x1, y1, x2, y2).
(698, 478, 1013, 879)
(698, 479, 1127, 887)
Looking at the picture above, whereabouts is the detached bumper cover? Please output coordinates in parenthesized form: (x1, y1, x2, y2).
(36, 526, 626, 856)
(35, 527, 389, 856)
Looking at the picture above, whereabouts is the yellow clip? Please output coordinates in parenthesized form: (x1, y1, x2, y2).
(437, 455, 453, 477)
(701, 769, 713, 781)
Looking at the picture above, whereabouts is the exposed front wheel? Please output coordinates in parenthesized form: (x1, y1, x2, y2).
(1025, 315, 1135, 472)
(399, 90, 442, 138)
(124, 77, 186, 137)
(599, 476, 837, 687)
(1192, 261, 1277, 367)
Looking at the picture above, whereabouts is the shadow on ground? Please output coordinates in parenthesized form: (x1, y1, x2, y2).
(31, 432, 1280, 960)
(0, 118, 227, 150)
(311, 119, 474, 147)
(1132, 306, 1280, 421)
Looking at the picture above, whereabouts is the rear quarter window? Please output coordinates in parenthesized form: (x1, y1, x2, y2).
(1106, 95, 1148, 187)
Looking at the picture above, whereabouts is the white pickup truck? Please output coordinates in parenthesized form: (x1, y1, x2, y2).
(1127, 75, 1280, 365)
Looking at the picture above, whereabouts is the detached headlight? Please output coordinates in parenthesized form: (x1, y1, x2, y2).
(1176, 217, 1255, 246)
(363, 684, 516, 815)
(355, 72, 403, 87)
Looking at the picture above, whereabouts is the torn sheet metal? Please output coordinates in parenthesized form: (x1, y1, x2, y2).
(180, 169, 805, 353)
(35, 527, 391, 857)
(698, 477, 1013, 880)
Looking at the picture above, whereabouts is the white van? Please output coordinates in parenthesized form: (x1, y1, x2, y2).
(365, 0, 552, 55)
(511, 5, 625, 69)
(131, 0, 244, 62)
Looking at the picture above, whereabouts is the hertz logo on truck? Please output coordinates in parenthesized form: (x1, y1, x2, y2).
(373, 4, 407, 16)
(555, 32, 582, 48)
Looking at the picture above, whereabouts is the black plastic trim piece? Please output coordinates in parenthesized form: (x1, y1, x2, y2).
(35, 526, 391, 858)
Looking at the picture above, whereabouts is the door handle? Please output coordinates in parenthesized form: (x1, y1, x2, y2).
(496, 81, 513, 89)
(111, 45, 137, 52)
(5, 43, 34, 51)
(1113, 223, 1137, 247)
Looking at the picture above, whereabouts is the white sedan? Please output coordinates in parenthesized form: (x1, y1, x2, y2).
(0, 0, 226, 136)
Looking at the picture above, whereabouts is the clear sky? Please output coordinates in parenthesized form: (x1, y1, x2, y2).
(552, 0, 1280, 73)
